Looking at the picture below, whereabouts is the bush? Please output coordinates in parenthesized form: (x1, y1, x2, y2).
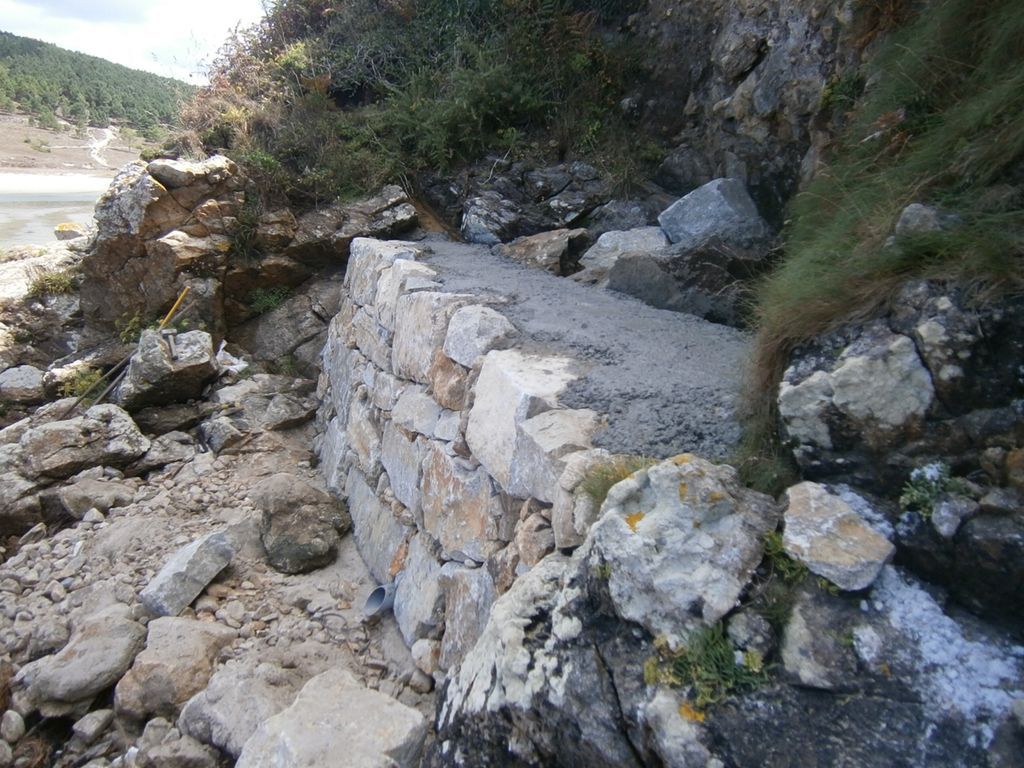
(645, 623, 769, 712)
(26, 268, 75, 298)
(579, 455, 655, 509)
(58, 366, 103, 400)
(178, 0, 647, 205)
(249, 286, 291, 314)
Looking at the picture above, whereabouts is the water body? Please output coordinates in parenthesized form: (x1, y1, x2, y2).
(0, 173, 112, 248)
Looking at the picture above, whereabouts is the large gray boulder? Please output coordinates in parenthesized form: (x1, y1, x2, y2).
(178, 657, 307, 759)
(20, 404, 150, 479)
(590, 454, 778, 645)
(139, 531, 236, 617)
(255, 473, 351, 574)
(657, 178, 769, 250)
(235, 669, 427, 768)
(116, 329, 218, 411)
(14, 604, 145, 717)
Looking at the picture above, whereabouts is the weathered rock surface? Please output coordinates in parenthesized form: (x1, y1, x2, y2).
(496, 228, 589, 276)
(19, 404, 149, 479)
(590, 455, 777, 645)
(178, 657, 307, 759)
(116, 329, 218, 411)
(15, 604, 145, 717)
(139, 531, 236, 617)
(779, 282, 1024, 494)
(0, 365, 45, 404)
(255, 473, 351, 574)
(235, 668, 427, 768)
(657, 178, 770, 250)
(115, 617, 236, 722)
(783, 481, 894, 591)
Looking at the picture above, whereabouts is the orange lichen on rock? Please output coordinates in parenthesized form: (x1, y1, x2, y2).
(625, 511, 645, 532)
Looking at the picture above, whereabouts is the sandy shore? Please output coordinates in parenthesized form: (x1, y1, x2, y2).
(0, 172, 114, 195)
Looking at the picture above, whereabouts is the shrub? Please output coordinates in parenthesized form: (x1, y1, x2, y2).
(58, 367, 103, 400)
(898, 462, 967, 518)
(177, 0, 647, 205)
(646, 624, 769, 711)
(249, 286, 291, 314)
(579, 455, 656, 509)
(26, 268, 75, 298)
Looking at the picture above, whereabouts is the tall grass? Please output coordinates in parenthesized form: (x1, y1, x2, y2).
(739, 0, 1024, 491)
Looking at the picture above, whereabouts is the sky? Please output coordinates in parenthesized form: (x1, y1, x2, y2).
(0, 0, 268, 83)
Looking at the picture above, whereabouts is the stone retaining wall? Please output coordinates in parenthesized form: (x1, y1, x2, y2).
(315, 238, 608, 671)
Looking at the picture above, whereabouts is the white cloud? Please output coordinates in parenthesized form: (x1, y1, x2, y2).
(0, 0, 267, 82)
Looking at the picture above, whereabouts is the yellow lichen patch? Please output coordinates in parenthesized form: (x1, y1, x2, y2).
(679, 702, 706, 723)
(707, 490, 727, 503)
(678, 482, 689, 501)
(625, 511, 645, 532)
(672, 454, 694, 465)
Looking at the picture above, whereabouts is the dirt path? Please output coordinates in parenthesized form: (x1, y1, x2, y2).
(87, 127, 115, 168)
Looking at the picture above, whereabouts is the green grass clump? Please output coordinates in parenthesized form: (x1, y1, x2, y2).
(26, 268, 75, 298)
(580, 455, 656, 509)
(898, 462, 968, 518)
(58, 367, 103, 400)
(646, 624, 769, 711)
(762, 531, 809, 584)
(743, 0, 1024, 483)
(249, 286, 291, 315)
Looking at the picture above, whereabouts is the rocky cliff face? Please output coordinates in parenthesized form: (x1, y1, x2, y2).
(632, 0, 876, 223)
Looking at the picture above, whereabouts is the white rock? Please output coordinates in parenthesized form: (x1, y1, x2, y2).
(0, 710, 24, 743)
(588, 455, 778, 647)
(392, 292, 472, 384)
(375, 260, 438, 331)
(394, 534, 445, 646)
(391, 386, 442, 436)
(783, 482, 895, 591)
(235, 668, 426, 768)
(0, 366, 45, 404)
(443, 306, 518, 368)
(465, 349, 580, 494)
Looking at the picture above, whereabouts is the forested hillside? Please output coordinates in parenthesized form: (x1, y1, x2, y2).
(0, 30, 193, 134)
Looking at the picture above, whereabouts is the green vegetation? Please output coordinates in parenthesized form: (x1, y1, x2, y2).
(741, 0, 1024, 490)
(25, 268, 75, 298)
(580, 455, 656, 509)
(58, 366, 103, 400)
(249, 286, 291, 315)
(645, 624, 769, 712)
(899, 462, 967, 518)
(179, 0, 650, 205)
(0, 31, 192, 130)
(762, 531, 809, 584)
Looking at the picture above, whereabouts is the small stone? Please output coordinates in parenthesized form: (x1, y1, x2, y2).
(783, 482, 895, 591)
(931, 495, 979, 539)
(0, 710, 24, 743)
(83, 509, 106, 524)
(407, 669, 434, 694)
(73, 709, 114, 745)
(979, 487, 1024, 516)
(411, 639, 441, 676)
(0, 741, 11, 768)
